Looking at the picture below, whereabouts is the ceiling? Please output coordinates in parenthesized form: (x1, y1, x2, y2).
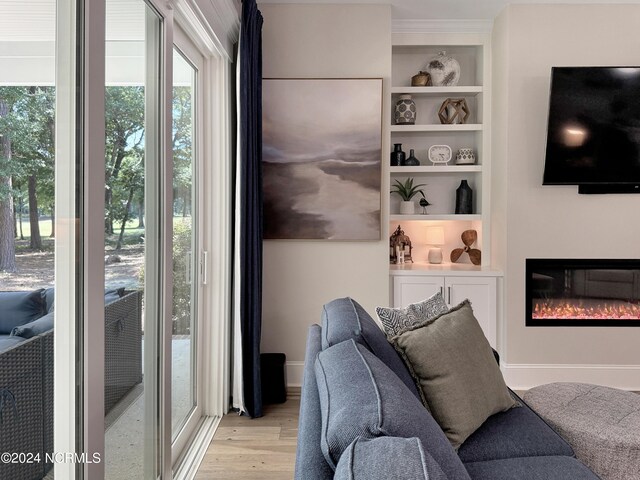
(257, 0, 640, 20)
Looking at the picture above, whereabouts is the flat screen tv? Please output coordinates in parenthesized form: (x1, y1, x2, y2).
(543, 67, 640, 193)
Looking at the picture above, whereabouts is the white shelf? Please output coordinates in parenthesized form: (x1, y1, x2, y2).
(389, 214, 481, 221)
(390, 165, 482, 174)
(390, 262, 502, 277)
(390, 124, 482, 132)
(391, 86, 483, 96)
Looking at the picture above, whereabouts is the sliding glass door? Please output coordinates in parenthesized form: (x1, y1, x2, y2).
(171, 27, 205, 462)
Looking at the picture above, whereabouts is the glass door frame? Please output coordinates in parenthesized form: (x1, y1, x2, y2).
(171, 25, 205, 465)
(55, 0, 233, 478)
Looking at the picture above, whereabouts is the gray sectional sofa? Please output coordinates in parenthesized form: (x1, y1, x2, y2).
(295, 297, 601, 480)
(0, 288, 142, 480)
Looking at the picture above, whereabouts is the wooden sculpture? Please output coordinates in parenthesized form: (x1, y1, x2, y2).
(450, 229, 481, 266)
(438, 98, 470, 125)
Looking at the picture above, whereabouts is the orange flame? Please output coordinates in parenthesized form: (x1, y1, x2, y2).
(533, 299, 640, 320)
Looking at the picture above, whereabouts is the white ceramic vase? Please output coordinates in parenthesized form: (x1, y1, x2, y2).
(400, 201, 415, 215)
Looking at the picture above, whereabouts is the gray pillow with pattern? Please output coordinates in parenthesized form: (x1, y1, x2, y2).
(376, 292, 449, 338)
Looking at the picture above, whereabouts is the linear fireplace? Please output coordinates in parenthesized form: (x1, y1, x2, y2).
(526, 259, 640, 327)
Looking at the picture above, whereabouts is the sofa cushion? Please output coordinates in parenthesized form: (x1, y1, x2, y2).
(321, 297, 420, 399)
(376, 292, 449, 337)
(42, 287, 55, 313)
(334, 436, 449, 480)
(10, 311, 54, 339)
(464, 456, 600, 480)
(391, 300, 518, 449)
(0, 335, 27, 352)
(315, 339, 470, 479)
(0, 289, 46, 334)
(294, 325, 334, 480)
(458, 393, 574, 463)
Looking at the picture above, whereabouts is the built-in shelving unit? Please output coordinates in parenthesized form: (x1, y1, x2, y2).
(388, 32, 492, 273)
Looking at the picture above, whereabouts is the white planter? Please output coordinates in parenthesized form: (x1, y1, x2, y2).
(400, 201, 415, 215)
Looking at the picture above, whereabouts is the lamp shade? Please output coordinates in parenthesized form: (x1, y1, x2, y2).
(425, 226, 444, 245)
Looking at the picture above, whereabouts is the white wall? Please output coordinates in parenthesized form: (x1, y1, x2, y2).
(259, 4, 392, 386)
(492, 4, 640, 389)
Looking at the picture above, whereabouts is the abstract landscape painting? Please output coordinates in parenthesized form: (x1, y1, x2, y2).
(262, 79, 382, 240)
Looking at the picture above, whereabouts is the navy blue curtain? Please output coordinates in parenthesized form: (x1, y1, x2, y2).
(239, 0, 264, 419)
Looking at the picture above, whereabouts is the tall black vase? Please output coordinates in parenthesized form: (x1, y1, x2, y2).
(455, 180, 473, 214)
(390, 143, 405, 166)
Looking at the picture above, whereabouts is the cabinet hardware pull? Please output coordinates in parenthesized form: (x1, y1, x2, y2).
(448, 286, 451, 304)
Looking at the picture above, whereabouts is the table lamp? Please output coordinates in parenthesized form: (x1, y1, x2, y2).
(425, 226, 445, 264)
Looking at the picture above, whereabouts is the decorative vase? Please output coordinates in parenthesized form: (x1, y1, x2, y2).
(455, 148, 476, 165)
(411, 71, 431, 86)
(405, 149, 420, 166)
(390, 143, 405, 166)
(394, 95, 416, 125)
(455, 180, 473, 214)
(400, 201, 415, 215)
(425, 51, 461, 87)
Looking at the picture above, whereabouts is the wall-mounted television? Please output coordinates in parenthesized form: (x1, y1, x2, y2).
(543, 67, 640, 194)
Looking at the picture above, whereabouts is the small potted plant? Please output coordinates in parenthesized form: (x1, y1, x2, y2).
(391, 178, 428, 215)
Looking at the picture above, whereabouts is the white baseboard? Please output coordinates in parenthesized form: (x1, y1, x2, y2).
(502, 363, 640, 391)
(286, 361, 304, 388)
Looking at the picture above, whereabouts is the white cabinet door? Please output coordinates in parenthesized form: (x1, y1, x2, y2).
(393, 276, 444, 308)
(445, 276, 496, 348)
(392, 275, 497, 348)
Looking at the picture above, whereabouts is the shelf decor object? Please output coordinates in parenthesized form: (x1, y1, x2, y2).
(411, 71, 431, 86)
(405, 149, 420, 166)
(419, 197, 431, 214)
(391, 177, 427, 215)
(455, 179, 473, 214)
(390, 143, 406, 166)
(438, 98, 470, 125)
(425, 226, 445, 264)
(390, 225, 413, 264)
(395, 94, 417, 125)
(262, 78, 382, 240)
(424, 51, 460, 87)
(456, 148, 476, 165)
(428, 145, 452, 165)
(451, 230, 481, 266)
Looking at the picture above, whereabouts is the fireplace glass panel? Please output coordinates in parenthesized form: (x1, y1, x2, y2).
(526, 259, 640, 326)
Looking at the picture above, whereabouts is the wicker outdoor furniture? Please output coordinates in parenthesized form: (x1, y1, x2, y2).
(0, 289, 142, 480)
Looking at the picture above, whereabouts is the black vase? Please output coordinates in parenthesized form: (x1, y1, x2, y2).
(405, 149, 420, 166)
(391, 143, 405, 166)
(455, 180, 473, 214)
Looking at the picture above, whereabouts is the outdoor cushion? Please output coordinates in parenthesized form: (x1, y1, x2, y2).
(315, 339, 470, 480)
(334, 436, 448, 480)
(463, 456, 600, 480)
(321, 297, 420, 399)
(42, 287, 55, 313)
(391, 300, 518, 449)
(0, 289, 46, 334)
(0, 335, 27, 353)
(458, 396, 574, 463)
(10, 311, 54, 339)
(376, 291, 449, 337)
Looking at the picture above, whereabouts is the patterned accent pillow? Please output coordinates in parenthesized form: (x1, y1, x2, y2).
(376, 292, 449, 338)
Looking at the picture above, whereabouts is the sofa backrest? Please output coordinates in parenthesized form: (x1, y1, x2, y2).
(321, 297, 420, 399)
(295, 325, 334, 480)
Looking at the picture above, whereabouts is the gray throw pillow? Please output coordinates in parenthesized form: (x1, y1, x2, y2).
(376, 292, 449, 337)
(390, 300, 518, 449)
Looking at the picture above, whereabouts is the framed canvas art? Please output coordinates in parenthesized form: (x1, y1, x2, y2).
(262, 78, 382, 240)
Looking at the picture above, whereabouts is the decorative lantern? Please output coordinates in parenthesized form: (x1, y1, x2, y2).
(389, 225, 413, 264)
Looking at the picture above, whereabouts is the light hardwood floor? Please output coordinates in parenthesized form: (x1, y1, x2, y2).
(195, 398, 299, 479)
